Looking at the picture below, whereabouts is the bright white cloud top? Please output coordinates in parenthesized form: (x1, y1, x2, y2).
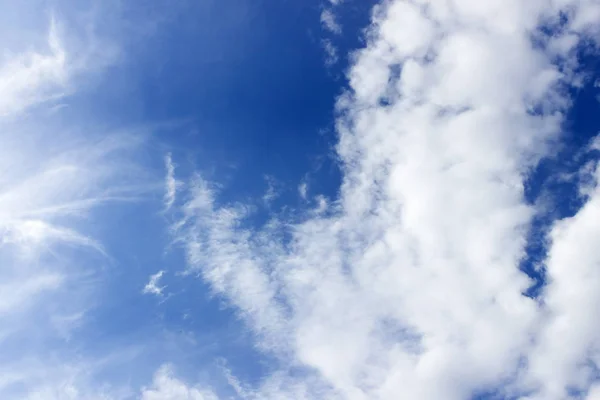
(1, 0, 600, 399)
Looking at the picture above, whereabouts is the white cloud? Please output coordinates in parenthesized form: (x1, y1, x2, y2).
(164, 153, 181, 211)
(0, 82, 142, 327)
(0, 7, 121, 119)
(140, 365, 217, 400)
(143, 270, 166, 297)
(322, 39, 339, 66)
(320, 8, 341, 67)
(0, 17, 67, 117)
(592, 135, 600, 151)
(588, 385, 600, 400)
(298, 181, 308, 200)
(321, 9, 341, 35)
(173, 176, 286, 344)
(169, 1, 600, 399)
(525, 162, 600, 399)
(314, 195, 328, 214)
(262, 175, 280, 206)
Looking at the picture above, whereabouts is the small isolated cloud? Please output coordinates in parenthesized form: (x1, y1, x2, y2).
(143, 270, 166, 297)
(320, 9, 341, 35)
(262, 175, 280, 206)
(164, 153, 182, 211)
(321, 39, 338, 66)
(298, 181, 308, 200)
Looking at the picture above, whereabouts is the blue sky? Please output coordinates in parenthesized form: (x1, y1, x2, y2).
(1, 1, 600, 399)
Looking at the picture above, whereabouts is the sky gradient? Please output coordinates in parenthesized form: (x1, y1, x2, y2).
(1, 0, 600, 399)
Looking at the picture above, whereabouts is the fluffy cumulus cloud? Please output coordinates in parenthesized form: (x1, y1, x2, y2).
(167, 1, 600, 400)
(526, 158, 600, 399)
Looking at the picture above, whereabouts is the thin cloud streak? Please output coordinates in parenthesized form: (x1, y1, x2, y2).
(164, 153, 181, 211)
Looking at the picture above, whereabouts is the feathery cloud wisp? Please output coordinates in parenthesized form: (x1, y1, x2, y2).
(0, 8, 153, 399)
(143, 271, 166, 297)
(164, 153, 181, 211)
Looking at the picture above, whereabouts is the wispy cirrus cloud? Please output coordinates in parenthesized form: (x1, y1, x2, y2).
(0, 17, 137, 313)
(0, 4, 158, 399)
(0, 17, 67, 117)
(163, 153, 182, 212)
